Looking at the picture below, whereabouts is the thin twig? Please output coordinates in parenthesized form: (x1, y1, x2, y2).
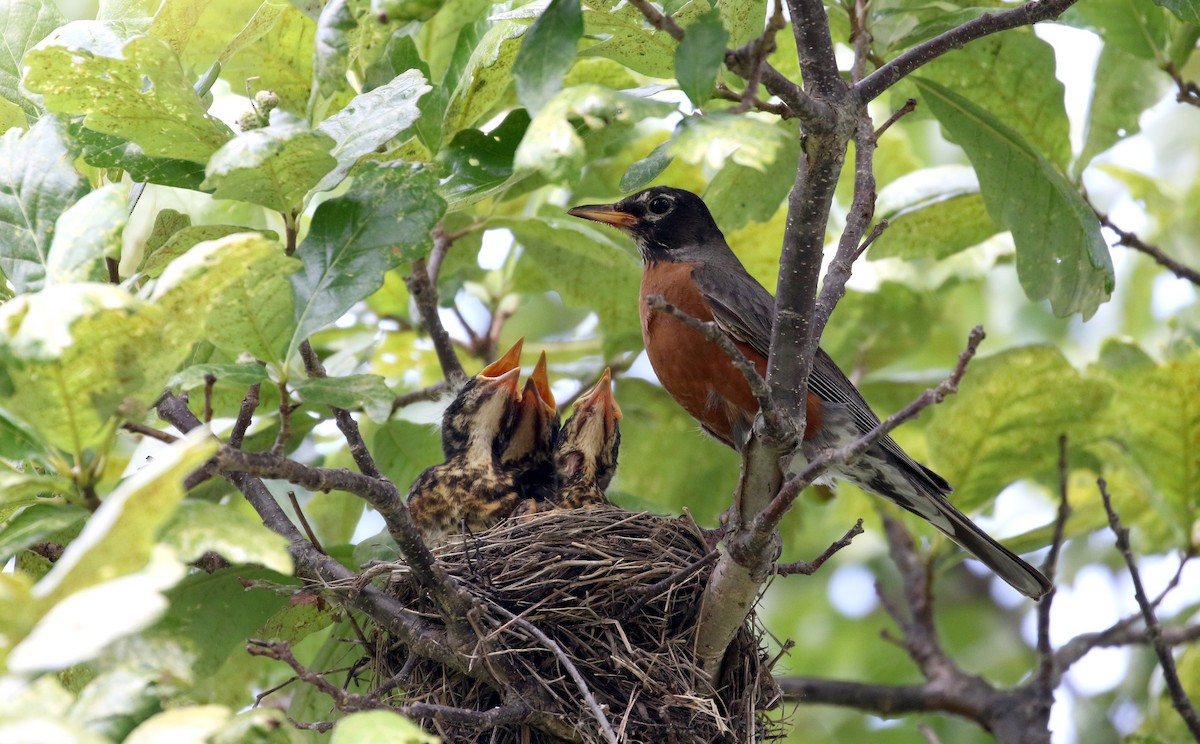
(391, 381, 450, 414)
(775, 519, 864, 576)
(230, 383, 261, 449)
(1036, 435, 1072, 690)
(1096, 211, 1200, 286)
(121, 421, 179, 444)
(288, 491, 326, 555)
(855, 0, 1083, 103)
(854, 219, 889, 261)
(486, 602, 618, 744)
(754, 326, 985, 532)
(299, 341, 384, 480)
(406, 256, 468, 388)
(644, 294, 780, 433)
(272, 379, 294, 455)
(203, 373, 216, 423)
(625, 0, 684, 40)
(1099, 478, 1200, 739)
(873, 98, 918, 141)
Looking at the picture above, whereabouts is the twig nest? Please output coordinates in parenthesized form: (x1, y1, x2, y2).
(374, 508, 782, 742)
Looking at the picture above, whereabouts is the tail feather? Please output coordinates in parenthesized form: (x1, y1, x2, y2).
(837, 452, 1052, 600)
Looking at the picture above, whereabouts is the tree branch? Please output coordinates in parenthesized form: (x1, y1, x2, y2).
(299, 341, 384, 479)
(1096, 211, 1200, 286)
(775, 519, 864, 576)
(1099, 479, 1200, 739)
(154, 393, 477, 678)
(855, 0, 1083, 103)
(406, 256, 468, 389)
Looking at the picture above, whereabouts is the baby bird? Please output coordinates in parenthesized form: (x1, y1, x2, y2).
(501, 352, 561, 507)
(407, 341, 525, 545)
(554, 368, 622, 509)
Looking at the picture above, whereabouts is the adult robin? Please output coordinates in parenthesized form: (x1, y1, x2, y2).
(554, 368, 622, 509)
(568, 186, 1052, 600)
(407, 340, 526, 545)
(501, 351, 561, 505)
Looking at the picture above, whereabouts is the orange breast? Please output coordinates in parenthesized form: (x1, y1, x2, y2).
(640, 261, 821, 446)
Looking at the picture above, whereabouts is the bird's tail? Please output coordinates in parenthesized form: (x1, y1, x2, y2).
(836, 455, 1053, 600)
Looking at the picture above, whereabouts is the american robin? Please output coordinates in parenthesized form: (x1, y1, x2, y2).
(501, 351, 561, 505)
(568, 186, 1052, 599)
(553, 368, 622, 509)
(407, 340, 526, 545)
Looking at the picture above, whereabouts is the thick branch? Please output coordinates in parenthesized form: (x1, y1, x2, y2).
(855, 0, 1082, 103)
(1099, 479, 1200, 739)
(785, 0, 844, 97)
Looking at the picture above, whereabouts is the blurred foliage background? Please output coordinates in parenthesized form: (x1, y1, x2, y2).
(0, 0, 1198, 741)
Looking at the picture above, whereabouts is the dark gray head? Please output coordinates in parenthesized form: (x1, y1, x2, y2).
(567, 186, 730, 264)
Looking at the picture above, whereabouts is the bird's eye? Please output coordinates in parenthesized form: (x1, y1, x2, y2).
(647, 196, 672, 215)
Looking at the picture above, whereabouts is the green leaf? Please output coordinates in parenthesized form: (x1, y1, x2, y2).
(158, 501, 293, 573)
(0, 97, 25, 135)
(869, 166, 1000, 260)
(220, 4, 316, 114)
(331, 711, 436, 744)
(1154, 0, 1200, 22)
(373, 0, 445, 21)
(152, 233, 293, 354)
(1063, 0, 1172, 59)
(443, 21, 527, 136)
(74, 125, 208, 191)
(498, 215, 643, 352)
(922, 30, 1070, 170)
(620, 140, 674, 192)
(915, 78, 1114, 318)
(718, 0, 766, 47)
(1075, 43, 1168, 177)
(287, 163, 446, 361)
(0, 285, 175, 452)
(315, 69, 431, 193)
(609, 378, 739, 523)
(514, 0, 583, 113)
(46, 184, 128, 285)
(124, 706, 232, 744)
(926, 346, 1112, 512)
(313, 0, 355, 98)
(139, 224, 255, 279)
(0, 504, 88, 563)
(168, 362, 270, 389)
(667, 112, 789, 171)
(436, 108, 530, 208)
(373, 419, 443, 494)
(147, 0, 281, 72)
(703, 120, 799, 231)
(293, 374, 394, 422)
(203, 111, 336, 212)
(0, 0, 65, 120)
(35, 432, 216, 607)
(513, 85, 676, 181)
(0, 117, 90, 294)
(23, 35, 233, 162)
(205, 247, 300, 363)
(675, 9, 728, 105)
(578, 0, 684, 78)
(1097, 350, 1200, 527)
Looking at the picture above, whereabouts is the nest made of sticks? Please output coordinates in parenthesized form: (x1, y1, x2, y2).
(369, 508, 783, 743)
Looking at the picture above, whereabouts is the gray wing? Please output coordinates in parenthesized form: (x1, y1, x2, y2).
(691, 262, 950, 496)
